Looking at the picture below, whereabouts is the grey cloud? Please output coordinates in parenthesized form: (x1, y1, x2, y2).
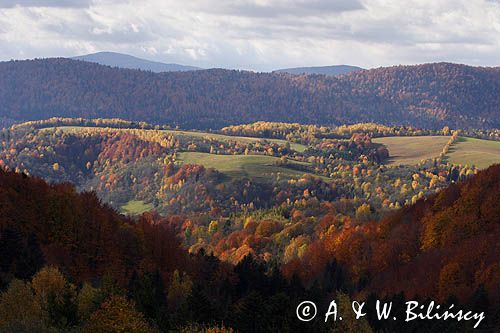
(36, 8, 172, 45)
(0, 0, 92, 8)
(43, 20, 159, 44)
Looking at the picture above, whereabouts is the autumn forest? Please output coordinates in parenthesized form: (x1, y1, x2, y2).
(0, 59, 499, 332)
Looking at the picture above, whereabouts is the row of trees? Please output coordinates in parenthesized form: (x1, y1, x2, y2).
(222, 121, 443, 143)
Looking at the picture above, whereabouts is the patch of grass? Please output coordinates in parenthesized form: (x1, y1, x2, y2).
(177, 152, 315, 181)
(121, 200, 153, 215)
(446, 137, 500, 169)
(374, 135, 500, 169)
(373, 136, 450, 165)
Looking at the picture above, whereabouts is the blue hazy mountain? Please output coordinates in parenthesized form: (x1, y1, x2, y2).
(71, 51, 201, 72)
(274, 65, 363, 76)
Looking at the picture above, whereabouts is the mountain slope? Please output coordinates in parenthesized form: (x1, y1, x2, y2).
(274, 64, 363, 76)
(0, 59, 499, 129)
(0, 169, 186, 287)
(284, 163, 500, 309)
(72, 51, 201, 72)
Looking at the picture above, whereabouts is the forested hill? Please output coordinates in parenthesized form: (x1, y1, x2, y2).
(0, 58, 499, 130)
(72, 51, 201, 72)
(273, 64, 363, 76)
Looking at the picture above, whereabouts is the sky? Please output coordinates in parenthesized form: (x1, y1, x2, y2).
(0, 0, 499, 71)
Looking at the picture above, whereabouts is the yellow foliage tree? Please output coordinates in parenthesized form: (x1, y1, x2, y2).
(0, 279, 44, 329)
(82, 295, 153, 333)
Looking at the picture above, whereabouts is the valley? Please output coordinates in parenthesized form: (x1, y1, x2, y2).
(0, 117, 498, 332)
(50, 124, 499, 171)
(2, 118, 498, 219)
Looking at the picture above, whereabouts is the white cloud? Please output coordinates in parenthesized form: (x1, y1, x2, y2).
(0, 0, 499, 70)
(0, 0, 93, 8)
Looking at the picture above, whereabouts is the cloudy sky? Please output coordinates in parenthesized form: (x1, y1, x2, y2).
(0, 0, 499, 71)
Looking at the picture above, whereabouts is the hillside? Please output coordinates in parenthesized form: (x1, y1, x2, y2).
(366, 163, 500, 302)
(0, 118, 451, 215)
(0, 118, 498, 330)
(273, 64, 363, 76)
(0, 59, 499, 129)
(280, 164, 500, 330)
(0, 169, 307, 332)
(72, 51, 201, 72)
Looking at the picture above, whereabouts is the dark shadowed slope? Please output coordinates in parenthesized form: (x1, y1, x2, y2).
(72, 51, 201, 72)
(285, 163, 500, 310)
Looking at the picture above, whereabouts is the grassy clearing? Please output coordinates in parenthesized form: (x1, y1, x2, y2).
(177, 152, 314, 181)
(121, 200, 153, 215)
(373, 136, 450, 165)
(374, 135, 500, 168)
(446, 137, 500, 169)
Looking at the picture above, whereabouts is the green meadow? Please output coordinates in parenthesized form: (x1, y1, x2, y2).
(121, 200, 153, 215)
(374, 135, 500, 169)
(446, 137, 500, 169)
(177, 152, 313, 181)
(373, 136, 450, 165)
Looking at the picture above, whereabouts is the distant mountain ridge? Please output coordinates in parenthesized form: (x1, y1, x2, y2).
(0, 58, 499, 130)
(274, 65, 363, 76)
(72, 51, 201, 72)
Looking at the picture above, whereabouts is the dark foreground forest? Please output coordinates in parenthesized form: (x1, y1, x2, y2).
(0, 164, 498, 332)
